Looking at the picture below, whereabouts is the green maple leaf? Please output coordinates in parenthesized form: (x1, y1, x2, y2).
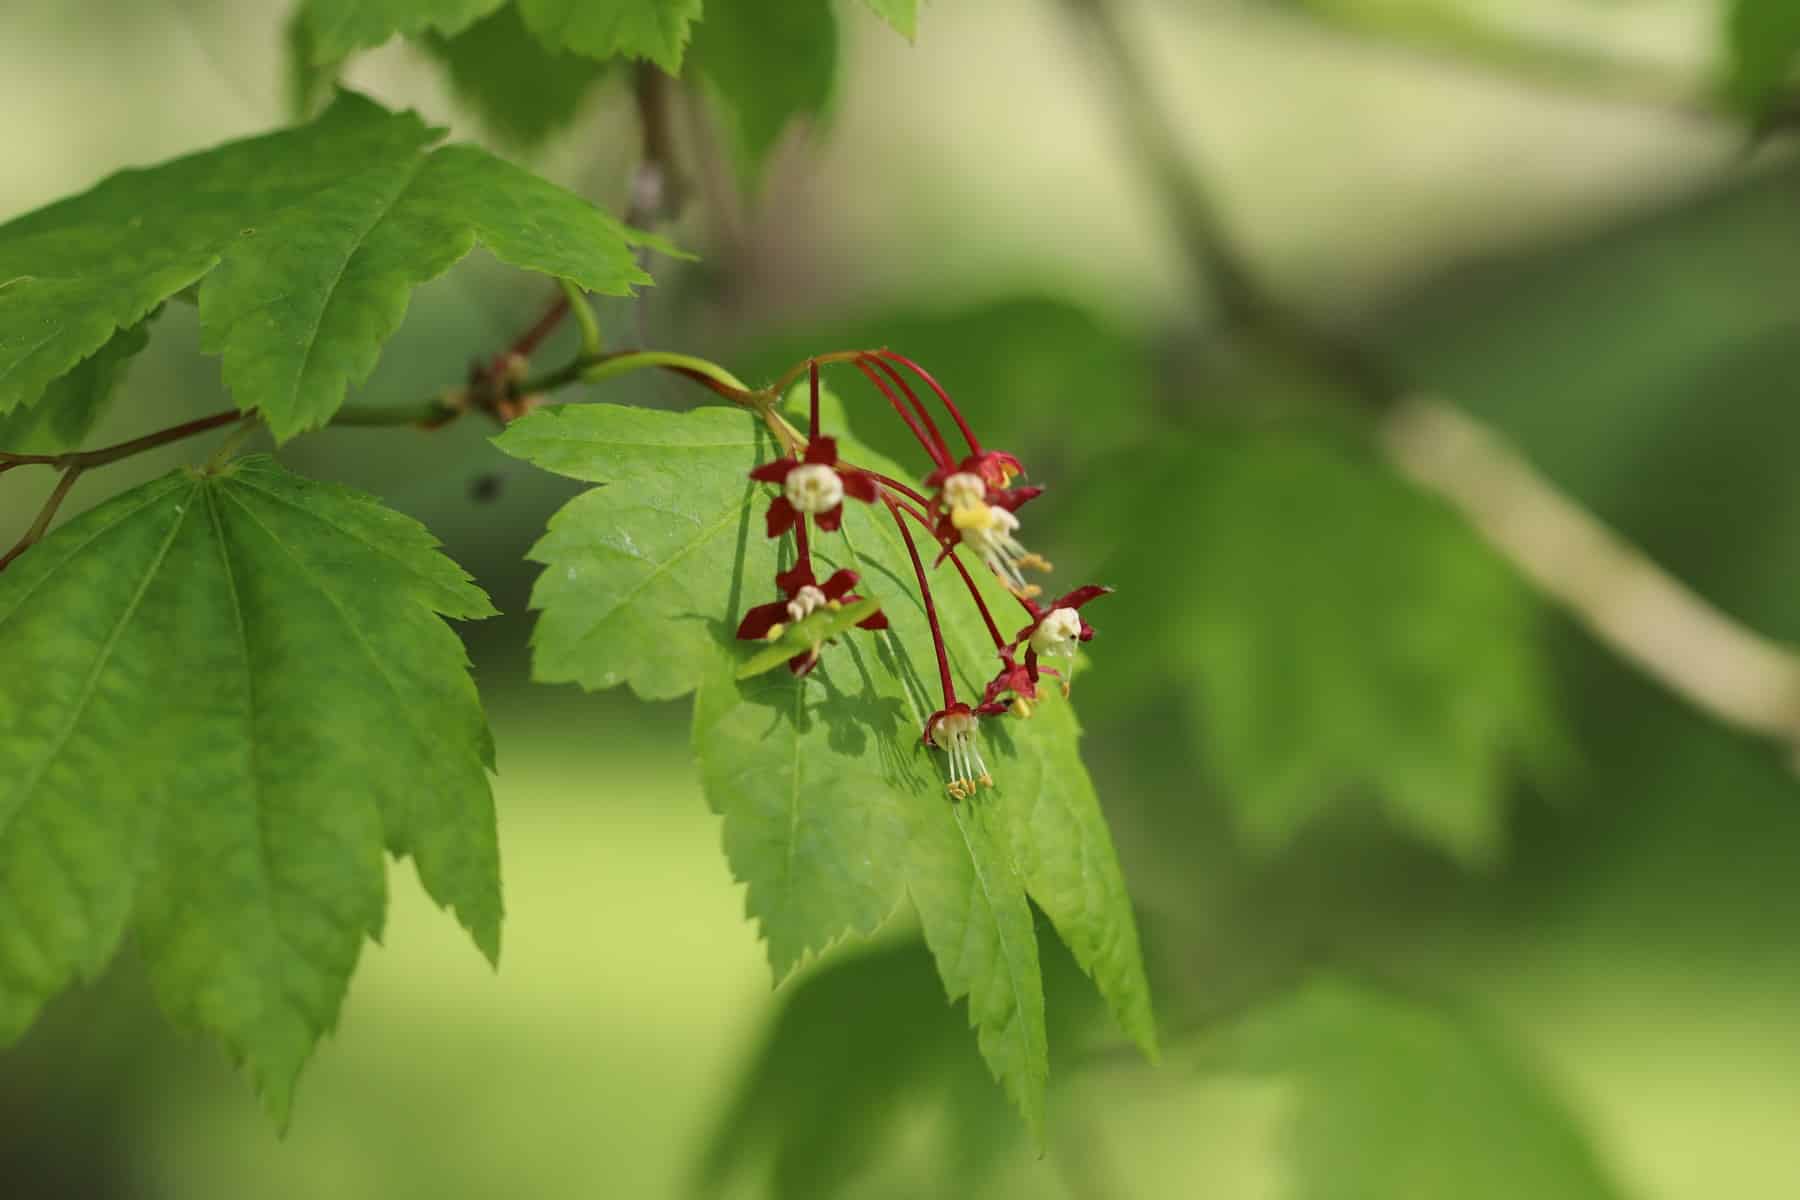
(1725, 0, 1800, 115)
(0, 314, 152, 453)
(859, 0, 919, 39)
(297, 0, 505, 63)
(422, 4, 610, 148)
(0, 90, 658, 442)
(1080, 434, 1559, 867)
(689, 0, 839, 185)
(1210, 977, 1627, 1200)
(515, 0, 703, 72)
(0, 456, 500, 1122)
(497, 401, 1156, 1136)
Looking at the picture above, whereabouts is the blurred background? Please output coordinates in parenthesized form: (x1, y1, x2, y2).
(3, 0, 1799, 1196)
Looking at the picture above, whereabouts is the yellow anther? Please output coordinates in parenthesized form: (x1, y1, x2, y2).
(951, 504, 999, 532)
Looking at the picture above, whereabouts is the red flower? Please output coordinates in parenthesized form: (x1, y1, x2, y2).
(748, 437, 878, 537)
(1012, 585, 1108, 692)
(925, 450, 1024, 492)
(923, 702, 991, 799)
(735, 561, 888, 676)
(976, 651, 1041, 718)
(1013, 585, 1108, 650)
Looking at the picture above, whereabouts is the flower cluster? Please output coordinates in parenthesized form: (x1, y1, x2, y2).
(736, 352, 1108, 800)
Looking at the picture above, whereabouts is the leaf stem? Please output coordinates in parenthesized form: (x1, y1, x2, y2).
(558, 350, 753, 396)
(560, 278, 605, 356)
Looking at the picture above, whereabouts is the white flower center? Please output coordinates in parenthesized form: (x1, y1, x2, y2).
(941, 472, 986, 509)
(931, 712, 992, 799)
(784, 463, 844, 513)
(1029, 607, 1083, 657)
(785, 585, 828, 624)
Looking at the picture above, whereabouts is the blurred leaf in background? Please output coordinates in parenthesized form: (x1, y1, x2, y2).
(1073, 432, 1559, 867)
(421, 3, 609, 148)
(1204, 976, 1627, 1200)
(1724, 0, 1800, 116)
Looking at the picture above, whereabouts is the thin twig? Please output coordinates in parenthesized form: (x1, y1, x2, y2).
(492, 64, 688, 419)
(0, 409, 245, 471)
(1065, 0, 1800, 765)
(0, 467, 85, 571)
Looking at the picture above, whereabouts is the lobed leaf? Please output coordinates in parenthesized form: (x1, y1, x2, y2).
(0, 456, 500, 1121)
(689, 0, 839, 185)
(298, 0, 504, 63)
(0, 91, 656, 441)
(1079, 434, 1558, 867)
(501, 400, 1156, 1132)
(421, 4, 610, 148)
(514, 0, 703, 73)
(0, 315, 152, 453)
(1208, 976, 1627, 1200)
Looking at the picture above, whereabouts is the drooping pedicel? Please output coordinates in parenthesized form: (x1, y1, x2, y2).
(738, 355, 1110, 798)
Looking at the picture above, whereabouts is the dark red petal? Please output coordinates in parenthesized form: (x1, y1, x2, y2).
(748, 457, 797, 483)
(840, 469, 879, 503)
(976, 451, 1024, 487)
(765, 496, 798, 538)
(1056, 584, 1112, 611)
(815, 502, 844, 533)
(775, 561, 817, 596)
(735, 602, 788, 641)
(820, 568, 860, 600)
(788, 650, 820, 676)
(974, 699, 1010, 717)
(989, 485, 1044, 513)
(923, 463, 954, 488)
(856, 609, 889, 631)
(803, 436, 839, 465)
(1078, 622, 1096, 641)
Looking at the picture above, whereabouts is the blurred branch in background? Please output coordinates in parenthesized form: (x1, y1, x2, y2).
(1258, 0, 1714, 122)
(1061, 0, 1800, 771)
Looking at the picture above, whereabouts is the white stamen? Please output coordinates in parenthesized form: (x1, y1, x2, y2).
(930, 712, 993, 799)
(784, 463, 844, 513)
(785, 584, 828, 624)
(941, 472, 986, 510)
(952, 503, 1048, 595)
(1029, 607, 1083, 657)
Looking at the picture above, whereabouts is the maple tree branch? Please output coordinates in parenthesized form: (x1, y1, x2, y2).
(1067, 0, 1800, 764)
(0, 409, 247, 472)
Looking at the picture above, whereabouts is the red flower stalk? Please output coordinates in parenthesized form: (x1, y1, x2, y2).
(749, 436, 878, 537)
(873, 350, 983, 460)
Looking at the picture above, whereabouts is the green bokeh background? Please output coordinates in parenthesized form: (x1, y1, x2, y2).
(4, 1, 1798, 1197)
